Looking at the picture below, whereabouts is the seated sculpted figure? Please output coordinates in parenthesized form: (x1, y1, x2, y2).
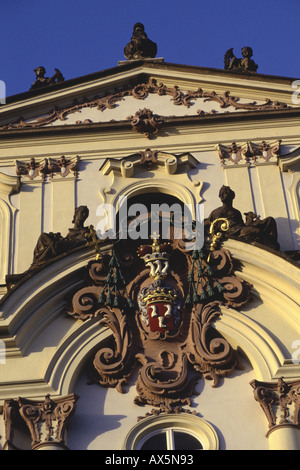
(30, 66, 64, 90)
(124, 23, 157, 60)
(6, 206, 90, 288)
(205, 185, 245, 237)
(240, 211, 280, 251)
(31, 205, 90, 269)
(224, 47, 258, 72)
(205, 186, 280, 251)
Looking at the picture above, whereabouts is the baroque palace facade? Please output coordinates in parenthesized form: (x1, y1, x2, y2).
(0, 24, 300, 450)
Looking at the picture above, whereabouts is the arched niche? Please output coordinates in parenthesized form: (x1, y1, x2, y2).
(98, 151, 203, 229)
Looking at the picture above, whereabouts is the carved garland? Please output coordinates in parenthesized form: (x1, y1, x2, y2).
(0, 78, 289, 131)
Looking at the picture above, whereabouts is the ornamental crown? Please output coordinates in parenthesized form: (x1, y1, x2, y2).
(137, 238, 172, 263)
(141, 285, 178, 305)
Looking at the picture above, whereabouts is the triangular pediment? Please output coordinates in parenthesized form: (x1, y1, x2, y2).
(0, 61, 297, 132)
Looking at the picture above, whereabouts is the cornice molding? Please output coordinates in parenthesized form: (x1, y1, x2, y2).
(2, 61, 296, 111)
(0, 108, 298, 150)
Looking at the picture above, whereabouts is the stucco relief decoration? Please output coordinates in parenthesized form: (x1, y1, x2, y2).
(251, 378, 300, 434)
(127, 108, 164, 138)
(216, 139, 281, 166)
(3, 394, 78, 450)
(0, 77, 289, 131)
(15, 155, 80, 180)
(67, 219, 252, 412)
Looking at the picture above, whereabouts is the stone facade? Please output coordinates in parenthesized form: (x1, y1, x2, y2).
(0, 32, 300, 450)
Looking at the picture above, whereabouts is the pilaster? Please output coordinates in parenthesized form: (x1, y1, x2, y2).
(0, 172, 20, 287)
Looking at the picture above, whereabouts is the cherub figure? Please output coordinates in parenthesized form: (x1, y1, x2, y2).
(224, 47, 258, 72)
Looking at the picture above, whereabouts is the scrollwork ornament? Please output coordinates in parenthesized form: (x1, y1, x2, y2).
(93, 307, 137, 393)
(1, 78, 289, 132)
(67, 234, 252, 412)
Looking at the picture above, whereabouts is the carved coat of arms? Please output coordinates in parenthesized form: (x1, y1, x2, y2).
(67, 224, 252, 413)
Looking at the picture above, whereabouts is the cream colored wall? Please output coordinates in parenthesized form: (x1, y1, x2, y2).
(3, 140, 297, 281)
(67, 357, 268, 451)
(0, 143, 298, 284)
(0, 172, 19, 287)
(0, 68, 298, 279)
(0, 67, 299, 450)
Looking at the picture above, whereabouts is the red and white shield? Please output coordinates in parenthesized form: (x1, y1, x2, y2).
(147, 301, 174, 333)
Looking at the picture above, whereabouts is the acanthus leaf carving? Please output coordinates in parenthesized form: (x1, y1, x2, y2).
(251, 378, 300, 433)
(93, 307, 137, 393)
(3, 394, 79, 450)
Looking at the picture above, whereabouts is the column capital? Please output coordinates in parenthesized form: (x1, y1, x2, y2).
(250, 377, 300, 434)
(0, 172, 20, 197)
(3, 393, 79, 450)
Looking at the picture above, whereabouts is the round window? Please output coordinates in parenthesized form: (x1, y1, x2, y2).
(139, 428, 203, 450)
(123, 413, 219, 450)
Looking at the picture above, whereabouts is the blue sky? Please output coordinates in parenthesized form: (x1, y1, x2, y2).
(1, 0, 300, 97)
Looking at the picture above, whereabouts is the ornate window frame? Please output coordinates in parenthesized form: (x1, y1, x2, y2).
(123, 413, 219, 450)
(99, 150, 203, 225)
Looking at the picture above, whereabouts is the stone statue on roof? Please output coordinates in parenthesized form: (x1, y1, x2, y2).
(224, 47, 258, 72)
(30, 66, 64, 90)
(124, 23, 157, 60)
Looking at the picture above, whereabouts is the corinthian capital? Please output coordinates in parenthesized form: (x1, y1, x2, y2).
(3, 393, 79, 450)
